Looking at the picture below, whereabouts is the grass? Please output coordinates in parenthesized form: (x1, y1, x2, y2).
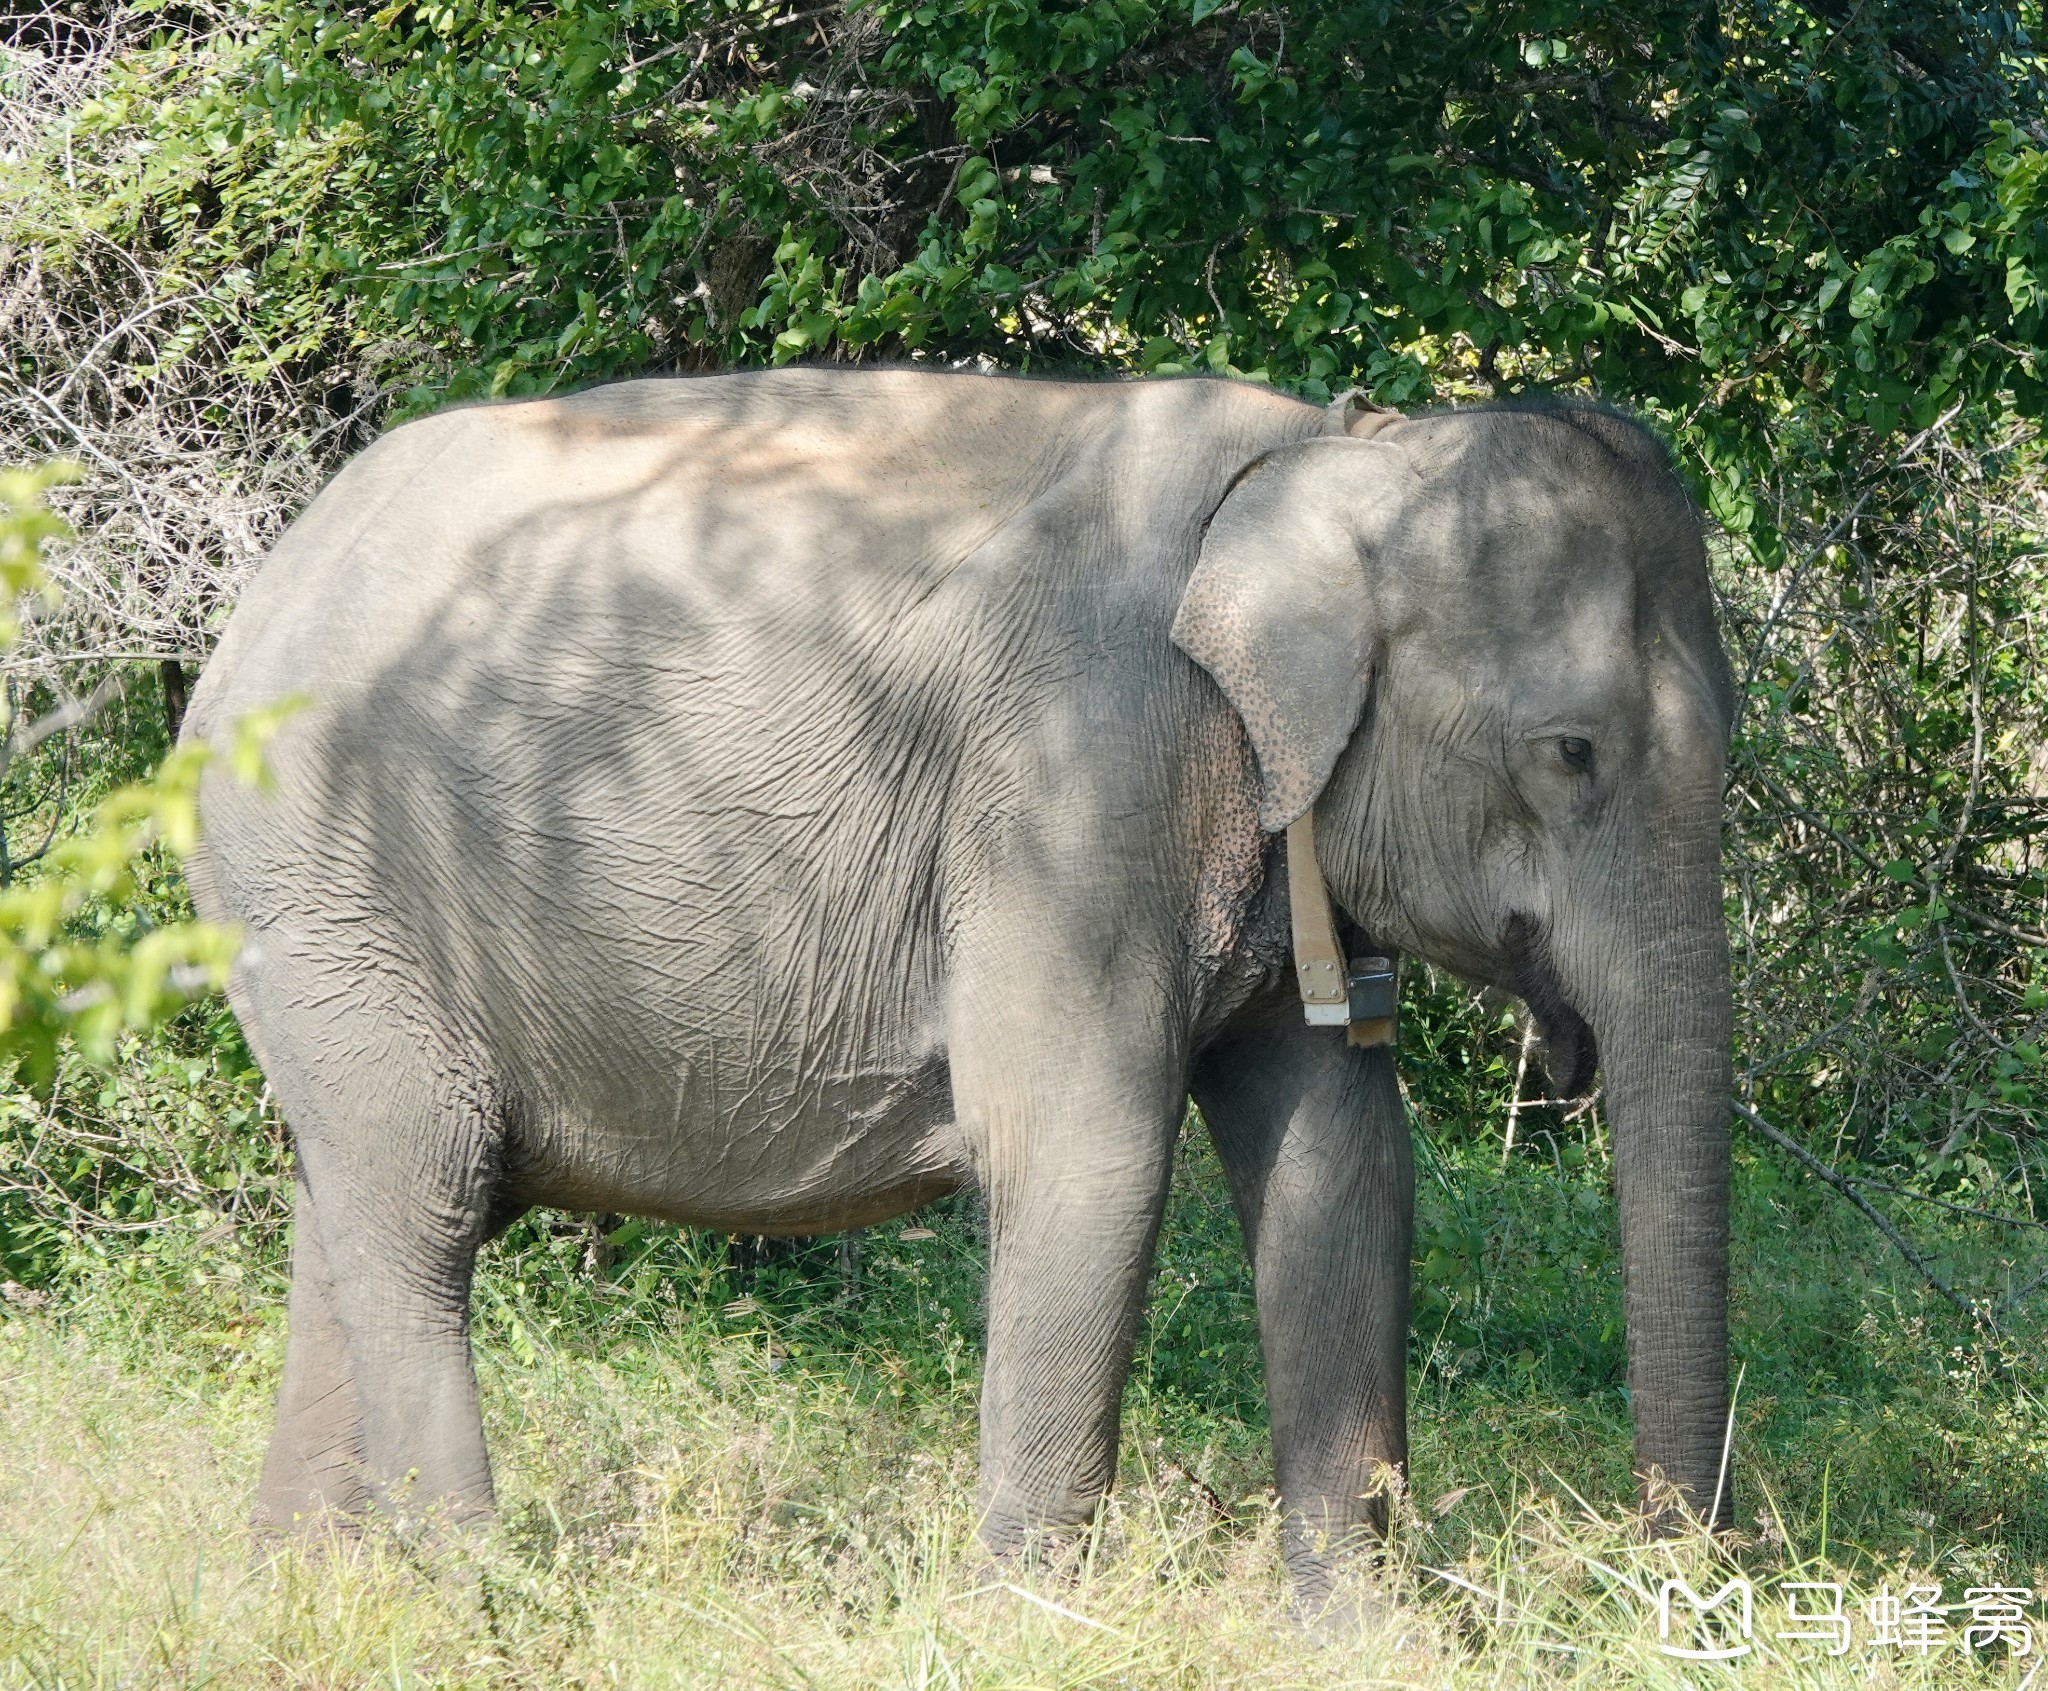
(4, 1098, 2046, 1688)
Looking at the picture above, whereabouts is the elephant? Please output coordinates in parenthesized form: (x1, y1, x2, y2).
(182, 366, 1735, 1598)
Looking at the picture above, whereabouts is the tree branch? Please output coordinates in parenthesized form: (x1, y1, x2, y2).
(1733, 1099, 1985, 1326)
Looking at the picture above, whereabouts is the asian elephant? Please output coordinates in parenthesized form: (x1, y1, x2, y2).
(182, 367, 1735, 1597)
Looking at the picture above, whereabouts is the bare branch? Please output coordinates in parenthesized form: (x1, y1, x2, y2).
(1734, 1100, 1985, 1327)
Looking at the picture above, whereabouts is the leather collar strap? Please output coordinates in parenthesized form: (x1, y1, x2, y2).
(1287, 812, 1350, 1024)
(1286, 812, 1398, 1048)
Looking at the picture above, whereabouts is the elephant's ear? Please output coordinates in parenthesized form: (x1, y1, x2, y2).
(1173, 435, 1414, 831)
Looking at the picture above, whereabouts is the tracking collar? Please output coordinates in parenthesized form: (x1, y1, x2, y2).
(1286, 811, 1397, 1047)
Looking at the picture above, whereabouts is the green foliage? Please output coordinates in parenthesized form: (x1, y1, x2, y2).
(33, 4, 2039, 440)
(1714, 409, 2048, 1218)
(0, 464, 68, 643)
(0, 469, 256, 1095)
(0, 741, 232, 1080)
(0, 1003, 283, 1287)
(181, 0, 2041, 437)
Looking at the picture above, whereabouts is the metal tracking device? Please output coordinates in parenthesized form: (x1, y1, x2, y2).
(1345, 955, 1397, 1048)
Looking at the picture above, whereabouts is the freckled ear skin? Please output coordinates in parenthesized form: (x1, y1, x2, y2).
(1171, 436, 1416, 831)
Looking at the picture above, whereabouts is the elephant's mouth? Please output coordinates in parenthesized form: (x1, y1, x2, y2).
(1502, 912, 1599, 1100)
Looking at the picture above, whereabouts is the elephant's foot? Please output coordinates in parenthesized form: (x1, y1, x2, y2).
(1293, 1574, 1400, 1644)
(249, 1475, 493, 1566)
(1282, 1515, 1400, 1634)
(250, 1448, 371, 1544)
(971, 1514, 1096, 1585)
(244, 1496, 370, 1582)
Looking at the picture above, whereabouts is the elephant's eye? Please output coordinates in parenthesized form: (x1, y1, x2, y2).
(1558, 736, 1594, 774)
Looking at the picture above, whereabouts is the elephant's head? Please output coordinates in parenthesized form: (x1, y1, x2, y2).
(1174, 400, 1736, 1528)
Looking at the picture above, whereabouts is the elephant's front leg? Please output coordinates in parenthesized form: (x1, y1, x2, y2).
(949, 949, 1186, 1557)
(1193, 1005, 1413, 1598)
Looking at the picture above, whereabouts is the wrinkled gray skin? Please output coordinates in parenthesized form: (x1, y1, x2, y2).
(184, 368, 1735, 1598)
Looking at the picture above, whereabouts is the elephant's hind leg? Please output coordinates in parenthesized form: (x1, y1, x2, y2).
(242, 952, 504, 1534)
(254, 1170, 369, 1532)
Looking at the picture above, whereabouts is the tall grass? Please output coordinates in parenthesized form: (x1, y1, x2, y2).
(4, 1099, 2043, 1688)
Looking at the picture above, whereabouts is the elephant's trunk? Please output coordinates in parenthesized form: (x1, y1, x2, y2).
(1576, 813, 1733, 1530)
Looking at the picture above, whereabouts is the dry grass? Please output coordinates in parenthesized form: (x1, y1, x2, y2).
(2, 1266, 2037, 1691)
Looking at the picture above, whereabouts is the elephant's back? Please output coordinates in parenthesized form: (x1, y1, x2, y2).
(192, 369, 1100, 736)
(188, 368, 1320, 944)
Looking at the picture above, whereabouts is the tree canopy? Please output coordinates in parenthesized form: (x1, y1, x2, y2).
(235, 1, 2047, 432)
(4, 0, 2047, 1225)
